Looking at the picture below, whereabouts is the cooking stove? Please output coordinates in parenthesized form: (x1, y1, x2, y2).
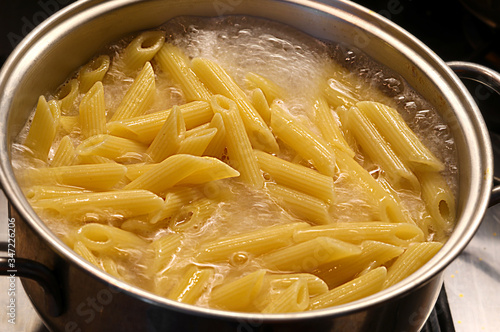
(0, 0, 499, 331)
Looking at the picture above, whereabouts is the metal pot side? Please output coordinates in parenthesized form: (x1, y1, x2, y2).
(0, 0, 493, 331)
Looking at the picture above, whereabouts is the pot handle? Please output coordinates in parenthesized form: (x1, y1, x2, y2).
(447, 61, 500, 207)
(0, 241, 64, 317)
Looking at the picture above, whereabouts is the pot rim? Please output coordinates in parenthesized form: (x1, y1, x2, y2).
(0, 0, 494, 322)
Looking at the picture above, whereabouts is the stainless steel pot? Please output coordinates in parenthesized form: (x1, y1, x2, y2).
(0, 1, 498, 331)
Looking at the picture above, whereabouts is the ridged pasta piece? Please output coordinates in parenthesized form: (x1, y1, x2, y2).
(79, 81, 107, 139)
(78, 55, 110, 93)
(73, 241, 100, 266)
(416, 171, 456, 240)
(50, 135, 76, 167)
(209, 269, 266, 311)
(122, 31, 165, 73)
(384, 242, 443, 289)
(191, 58, 279, 153)
(20, 163, 127, 191)
(25, 185, 91, 201)
(211, 95, 264, 188)
(262, 279, 309, 313)
(24, 96, 57, 161)
(293, 222, 424, 247)
(110, 61, 156, 121)
(270, 102, 336, 176)
(33, 189, 164, 219)
(196, 222, 310, 263)
(342, 105, 419, 191)
(155, 43, 212, 102)
(150, 187, 202, 224)
(107, 101, 212, 144)
(357, 101, 444, 172)
(265, 183, 331, 225)
(250, 88, 272, 125)
(59, 115, 80, 134)
(245, 72, 285, 104)
(308, 266, 387, 310)
(167, 265, 214, 304)
(259, 237, 361, 272)
(56, 79, 79, 114)
(203, 113, 226, 159)
(265, 273, 329, 296)
(177, 128, 217, 156)
(312, 96, 354, 157)
(322, 77, 359, 109)
(147, 106, 185, 162)
(255, 150, 334, 203)
(148, 233, 183, 279)
(76, 223, 148, 255)
(76, 134, 148, 162)
(313, 240, 404, 288)
(169, 198, 216, 232)
(124, 154, 239, 195)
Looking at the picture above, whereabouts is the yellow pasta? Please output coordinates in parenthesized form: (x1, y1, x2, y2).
(255, 150, 334, 203)
(110, 61, 156, 121)
(124, 154, 239, 194)
(167, 265, 214, 304)
(245, 72, 285, 104)
(79, 81, 107, 139)
(262, 279, 309, 313)
(56, 78, 79, 114)
(270, 102, 336, 176)
(308, 266, 387, 310)
(203, 113, 226, 159)
(155, 43, 212, 102)
(107, 101, 212, 144)
(76, 223, 148, 254)
(25, 185, 91, 201)
(78, 55, 110, 93)
(177, 127, 217, 156)
(50, 135, 76, 167)
(122, 30, 165, 73)
(211, 95, 264, 188)
(23, 96, 57, 161)
(76, 134, 148, 162)
(147, 105, 185, 162)
(250, 88, 272, 125)
(259, 237, 361, 272)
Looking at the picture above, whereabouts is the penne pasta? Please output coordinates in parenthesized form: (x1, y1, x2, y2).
(147, 105, 185, 162)
(50, 135, 76, 167)
(245, 72, 285, 104)
(261, 279, 309, 313)
(122, 30, 165, 73)
(76, 223, 148, 254)
(167, 265, 214, 304)
(56, 79, 79, 114)
(78, 55, 111, 93)
(177, 127, 217, 156)
(79, 81, 107, 139)
(24, 96, 57, 161)
(76, 134, 148, 162)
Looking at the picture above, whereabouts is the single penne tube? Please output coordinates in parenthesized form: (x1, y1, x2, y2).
(308, 266, 387, 310)
(76, 223, 149, 254)
(147, 106, 185, 162)
(76, 134, 148, 162)
(384, 242, 443, 289)
(110, 61, 156, 121)
(259, 237, 361, 272)
(79, 81, 107, 139)
(211, 95, 264, 188)
(100, 257, 123, 280)
(343, 105, 419, 191)
(265, 183, 331, 225)
(265, 273, 328, 296)
(122, 30, 165, 73)
(196, 222, 310, 263)
(293, 222, 424, 247)
(33, 189, 164, 219)
(245, 72, 285, 104)
(78, 55, 110, 93)
(415, 171, 456, 239)
(335, 150, 413, 224)
(20, 163, 127, 191)
(250, 88, 272, 125)
(107, 101, 212, 144)
(155, 43, 212, 102)
(24, 95, 57, 161)
(203, 113, 226, 159)
(148, 233, 183, 277)
(167, 265, 214, 304)
(50, 135, 76, 167)
(150, 187, 203, 223)
(124, 154, 239, 195)
(262, 279, 309, 313)
(312, 96, 354, 157)
(322, 77, 359, 109)
(313, 240, 404, 288)
(56, 78, 79, 114)
(270, 102, 336, 176)
(25, 185, 91, 201)
(209, 269, 266, 311)
(357, 101, 444, 172)
(73, 241, 100, 266)
(255, 150, 334, 203)
(177, 127, 217, 156)
(192, 58, 279, 153)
